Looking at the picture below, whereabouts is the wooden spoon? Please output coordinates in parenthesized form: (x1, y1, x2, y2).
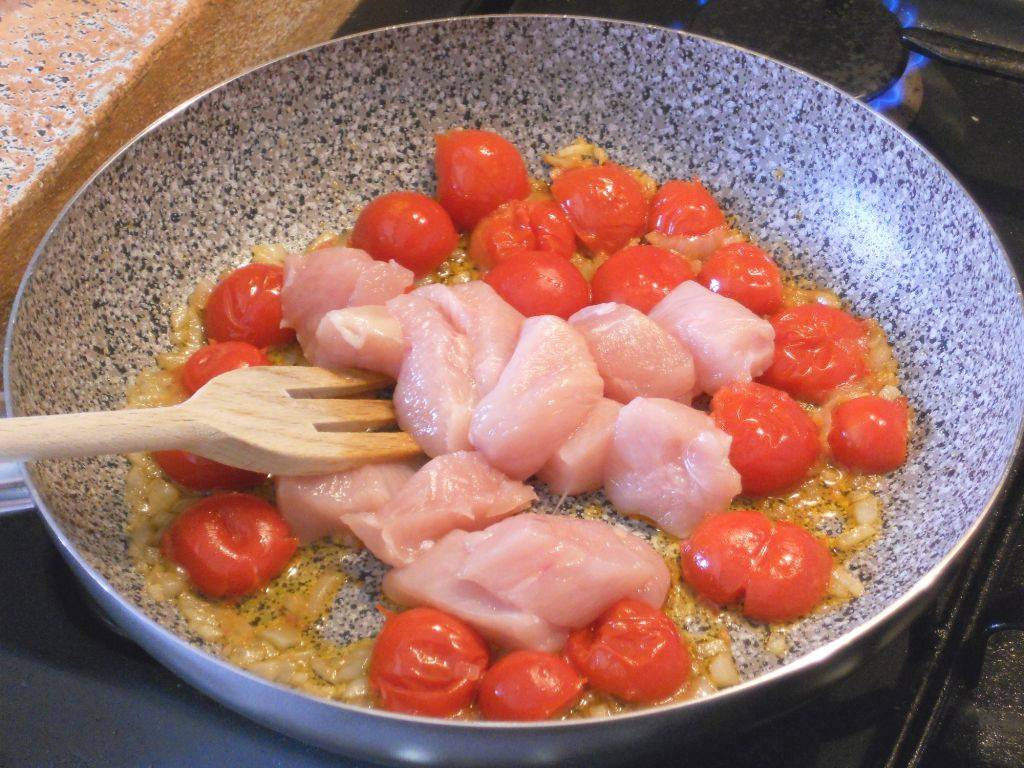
(0, 366, 422, 476)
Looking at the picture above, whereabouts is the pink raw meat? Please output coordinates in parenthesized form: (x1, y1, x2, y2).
(312, 306, 405, 377)
(569, 302, 696, 403)
(343, 451, 536, 566)
(275, 460, 420, 545)
(387, 293, 476, 457)
(417, 282, 524, 395)
(281, 247, 412, 356)
(537, 398, 622, 495)
(384, 513, 670, 651)
(469, 316, 603, 479)
(650, 280, 774, 395)
(605, 397, 741, 537)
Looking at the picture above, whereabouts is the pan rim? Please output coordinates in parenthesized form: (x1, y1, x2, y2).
(6, 13, 1024, 733)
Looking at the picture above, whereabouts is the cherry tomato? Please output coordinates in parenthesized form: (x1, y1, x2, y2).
(591, 244, 695, 313)
(484, 250, 590, 318)
(161, 493, 297, 599)
(369, 607, 489, 717)
(468, 198, 575, 269)
(711, 381, 820, 495)
(550, 164, 648, 255)
(434, 129, 530, 230)
(350, 191, 459, 277)
(680, 510, 833, 623)
(153, 450, 265, 492)
(205, 264, 294, 347)
(828, 395, 909, 473)
(180, 341, 270, 395)
(760, 304, 869, 404)
(649, 179, 726, 237)
(566, 599, 690, 703)
(699, 242, 783, 315)
(478, 651, 584, 721)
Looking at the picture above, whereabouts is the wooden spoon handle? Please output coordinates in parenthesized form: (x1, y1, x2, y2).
(0, 405, 205, 462)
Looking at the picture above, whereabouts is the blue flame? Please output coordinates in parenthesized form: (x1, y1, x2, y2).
(869, 0, 928, 111)
(884, 0, 918, 28)
(868, 78, 906, 110)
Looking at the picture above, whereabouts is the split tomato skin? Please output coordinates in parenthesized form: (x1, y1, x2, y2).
(680, 510, 833, 623)
(551, 164, 649, 255)
(649, 179, 726, 238)
(565, 598, 691, 703)
(698, 242, 783, 315)
(468, 198, 576, 269)
(369, 607, 490, 717)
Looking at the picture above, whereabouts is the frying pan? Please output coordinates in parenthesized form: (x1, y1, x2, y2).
(6, 15, 1024, 767)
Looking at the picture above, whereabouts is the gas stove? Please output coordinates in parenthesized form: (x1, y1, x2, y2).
(3, 2, 1023, 766)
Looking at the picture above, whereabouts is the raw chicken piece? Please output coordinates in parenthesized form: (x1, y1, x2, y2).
(384, 513, 670, 651)
(312, 306, 405, 377)
(417, 282, 524, 395)
(650, 280, 774, 394)
(538, 398, 622, 495)
(281, 247, 412, 355)
(569, 302, 696, 403)
(343, 451, 536, 566)
(349, 259, 414, 307)
(469, 316, 603, 479)
(605, 397, 741, 537)
(388, 293, 476, 457)
(275, 460, 420, 545)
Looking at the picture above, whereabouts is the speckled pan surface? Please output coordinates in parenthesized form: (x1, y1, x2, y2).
(6, 14, 1024, 764)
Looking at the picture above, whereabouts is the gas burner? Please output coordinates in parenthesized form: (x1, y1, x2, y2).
(687, 0, 907, 100)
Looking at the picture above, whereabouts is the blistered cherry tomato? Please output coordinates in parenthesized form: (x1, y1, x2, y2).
(204, 264, 294, 347)
(699, 242, 783, 315)
(591, 244, 695, 313)
(484, 250, 590, 318)
(180, 341, 270, 395)
(550, 164, 648, 255)
(434, 129, 530, 230)
(478, 651, 584, 721)
(350, 191, 459, 277)
(828, 395, 909, 473)
(468, 198, 575, 269)
(760, 304, 869, 404)
(154, 450, 265, 492)
(566, 599, 690, 703)
(649, 179, 726, 237)
(161, 493, 297, 599)
(680, 510, 833, 623)
(369, 607, 489, 717)
(711, 381, 820, 495)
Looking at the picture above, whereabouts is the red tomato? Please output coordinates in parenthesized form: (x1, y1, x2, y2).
(369, 607, 489, 717)
(204, 264, 294, 348)
(649, 179, 726, 237)
(478, 651, 584, 721)
(550, 164, 648, 255)
(350, 191, 459, 277)
(591, 244, 695, 313)
(680, 510, 833, 623)
(760, 304, 869, 404)
(565, 599, 690, 703)
(699, 242, 783, 315)
(484, 250, 590, 318)
(828, 395, 909, 473)
(161, 493, 297, 599)
(468, 198, 575, 269)
(711, 381, 820, 495)
(153, 450, 265, 492)
(434, 129, 530, 230)
(180, 341, 270, 395)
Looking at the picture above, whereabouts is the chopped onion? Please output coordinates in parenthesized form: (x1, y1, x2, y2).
(708, 652, 741, 688)
(836, 524, 875, 550)
(828, 566, 865, 599)
(852, 494, 881, 527)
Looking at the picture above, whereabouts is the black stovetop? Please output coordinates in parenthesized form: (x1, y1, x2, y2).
(3, 2, 1023, 766)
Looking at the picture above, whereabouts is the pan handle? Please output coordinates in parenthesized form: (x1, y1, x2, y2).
(902, 27, 1024, 83)
(0, 394, 35, 516)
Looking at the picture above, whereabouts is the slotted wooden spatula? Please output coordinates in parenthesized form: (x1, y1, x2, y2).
(0, 366, 422, 475)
